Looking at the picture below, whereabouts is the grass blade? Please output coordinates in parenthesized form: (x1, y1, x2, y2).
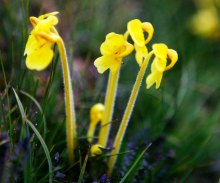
(119, 143, 152, 183)
(13, 88, 53, 183)
(20, 90, 47, 138)
(77, 152, 89, 183)
(0, 51, 12, 142)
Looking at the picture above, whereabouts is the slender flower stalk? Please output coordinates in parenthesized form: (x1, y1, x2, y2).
(24, 12, 77, 164)
(107, 51, 153, 176)
(56, 37, 77, 164)
(98, 68, 120, 146)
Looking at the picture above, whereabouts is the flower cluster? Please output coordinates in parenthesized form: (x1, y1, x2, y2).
(94, 18, 178, 89)
(92, 18, 178, 175)
(24, 12, 178, 177)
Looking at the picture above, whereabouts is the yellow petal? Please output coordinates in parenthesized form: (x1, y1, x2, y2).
(30, 17, 39, 27)
(146, 73, 156, 89)
(47, 16, 58, 26)
(146, 71, 163, 89)
(38, 11, 59, 20)
(26, 43, 54, 71)
(100, 33, 125, 55)
(155, 57, 167, 72)
(134, 43, 148, 66)
(32, 16, 58, 36)
(24, 35, 39, 55)
(154, 72, 163, 89)
(142, 22, 154, 44)
(152, 43, 168, 60)
(150, 58, 158, 73)
(165, 49, 178, 71)
(116, 41, 134, 58)
(94, 55, 120, 74)
(127, 19, 145, 46)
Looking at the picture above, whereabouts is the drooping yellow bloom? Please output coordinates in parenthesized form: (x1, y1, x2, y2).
(94, 32, 134, 74)
(87, 103, 105, 142)
(90, 144, 104, 157)
(146, 43, 178, 89)
(24, 12, 59, 71)
(127, 19, 154, 66)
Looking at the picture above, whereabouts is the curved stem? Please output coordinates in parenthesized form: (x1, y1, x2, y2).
(107, 51, 153, 176)
(98, 67, 120, 146)
(56, 37, 77, 164)
(87, 121, 97, 142)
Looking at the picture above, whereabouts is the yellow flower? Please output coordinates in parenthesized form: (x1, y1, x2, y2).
(94, 32, 134, 74)
(24, 12, 59, 71)
(127, 19, 154, 66)
(87, 103, 105, 142)
(90, 103, 105, 122)
(146, 43, 178, 89)
(189, 7, 220, 38)
(90, 144, 104, 157)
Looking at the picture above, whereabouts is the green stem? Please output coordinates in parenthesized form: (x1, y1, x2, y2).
(56, 38, 77, 164)
(98, 67, 120, 146)
(107, 52, 153, 176)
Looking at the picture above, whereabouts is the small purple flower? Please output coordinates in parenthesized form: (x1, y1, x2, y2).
(55, 171, 66, 179)
(54, 152, 60, 163)
(100, 174, 110, 183)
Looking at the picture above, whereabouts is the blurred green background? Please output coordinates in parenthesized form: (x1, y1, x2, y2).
(1, 0, 220, 182)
